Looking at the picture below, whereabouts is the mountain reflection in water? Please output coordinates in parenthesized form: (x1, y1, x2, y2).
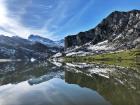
(0, 61, 139, 105)
(0, 78, 110, 105)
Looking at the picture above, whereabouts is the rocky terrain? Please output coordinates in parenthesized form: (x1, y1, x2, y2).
(0, 35, 64, 60)
(64, 10, 140, 56)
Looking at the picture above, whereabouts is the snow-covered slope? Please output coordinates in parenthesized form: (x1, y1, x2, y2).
(28, 35, 64, 47)
(54, 39, 64, 47)
(65, 40, 115, 56)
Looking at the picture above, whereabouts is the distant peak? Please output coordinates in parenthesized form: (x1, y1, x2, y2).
(110, 9, 140, 16)
(28, 34, 52, 41)
(28, 34, 64, 47)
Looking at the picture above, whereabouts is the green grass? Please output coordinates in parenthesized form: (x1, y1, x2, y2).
(64, 49, 140, 69)
(65, 49, 140, 61)
(94, 49, 140, 60)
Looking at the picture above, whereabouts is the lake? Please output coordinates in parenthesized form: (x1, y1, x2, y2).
(0, 60, 139, 105)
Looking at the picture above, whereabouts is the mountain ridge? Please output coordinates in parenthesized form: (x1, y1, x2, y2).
(0, 35, 63, 60)
(28, 34, 64, 47)
(64, 10, 140, 53)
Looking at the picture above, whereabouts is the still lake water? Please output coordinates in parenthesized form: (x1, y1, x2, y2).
(0, 61, 139, 105)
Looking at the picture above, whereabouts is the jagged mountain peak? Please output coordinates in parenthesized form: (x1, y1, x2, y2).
(65, 10, 140, 50)
(28, 34, 64, 47)
(29, 35, 54, 42)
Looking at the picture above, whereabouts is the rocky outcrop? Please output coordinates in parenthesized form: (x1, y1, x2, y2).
(65, 35, 77, 48)
(65, 30, 95, 48)
(65, 10, 140, 50)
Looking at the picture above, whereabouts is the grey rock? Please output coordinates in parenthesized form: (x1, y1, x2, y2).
(65, 10, 140, 50)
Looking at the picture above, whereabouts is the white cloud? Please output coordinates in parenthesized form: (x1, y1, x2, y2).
(42, 0, 68, 30)
(0, 0, 54, 39)
(54, 0, 95, 35)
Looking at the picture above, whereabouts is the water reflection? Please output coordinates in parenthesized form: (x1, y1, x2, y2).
(0, 78, 110, 105)
(0, 61, 139, 105)
(65, 63, 140, 105)
(0, 61, 64, 85)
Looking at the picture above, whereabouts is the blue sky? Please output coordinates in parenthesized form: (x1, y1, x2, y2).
(0, 0, 140, 40)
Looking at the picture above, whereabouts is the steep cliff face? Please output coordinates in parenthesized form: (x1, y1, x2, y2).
(65, 30, 95, 48)
(65, 10, 140, 50)
(65, 35, 77, 48)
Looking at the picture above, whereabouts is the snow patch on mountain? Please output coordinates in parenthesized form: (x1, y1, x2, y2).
(28, 35, 64, 47)
(87, 40, 114, 51)
(64, 39, 116, 56)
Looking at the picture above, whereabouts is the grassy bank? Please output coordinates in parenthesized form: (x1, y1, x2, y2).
(64, 49, 140, 69)
(65, 49, 140, 61)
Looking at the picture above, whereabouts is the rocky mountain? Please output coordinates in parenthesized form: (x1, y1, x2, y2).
(65, 10, 140, 54)
(28, 35, 64, 47)
(0, 35, 62, 60)
(54, 39, 64, 47)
